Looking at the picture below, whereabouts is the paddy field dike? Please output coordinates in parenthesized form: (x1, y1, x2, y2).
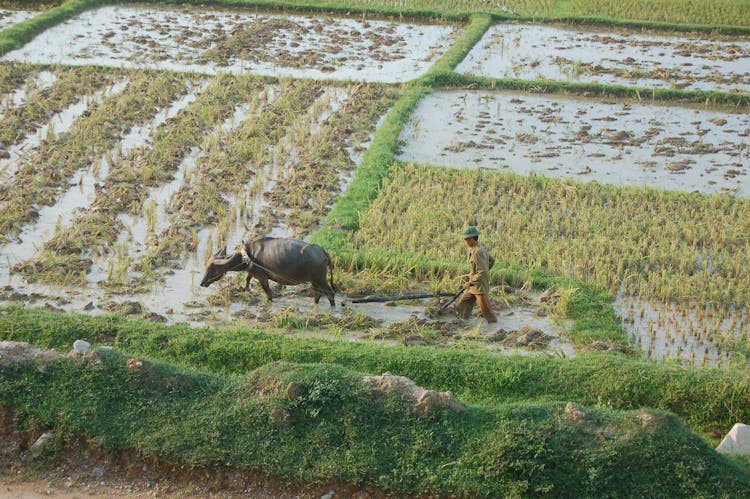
(0, 0, 749, 496)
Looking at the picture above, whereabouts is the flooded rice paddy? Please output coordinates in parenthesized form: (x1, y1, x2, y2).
(0, 9, 36, 31)
(618, 294, 749, 368)
(1, 7, 747, 364)
(0, 64, 574, 358)
(1, 4, 458, 83)
(456, 23, 750, 93)
(398, 89, 749, 197)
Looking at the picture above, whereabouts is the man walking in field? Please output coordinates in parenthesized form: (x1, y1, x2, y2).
(457, 226, 497, 323)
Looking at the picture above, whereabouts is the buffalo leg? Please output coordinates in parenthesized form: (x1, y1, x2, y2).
(244, 273, 253, 291)
(313, 281, 335, 307)
(257, 276, 274, 301)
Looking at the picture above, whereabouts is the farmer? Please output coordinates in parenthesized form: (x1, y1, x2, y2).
(457, 226, 497, 323)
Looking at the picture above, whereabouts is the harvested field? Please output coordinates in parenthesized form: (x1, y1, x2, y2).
(456, 23, 750, 93)
(354, 163, 750, 367)
(2, 0, 750, 496)
(0, 63, 570, 359)
(0, 65, 452, 342)
(1, 4, 458, 83)
(398, 89, 750, 197)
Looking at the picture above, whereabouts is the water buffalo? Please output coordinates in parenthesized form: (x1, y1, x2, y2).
(200, 237, 335, 306)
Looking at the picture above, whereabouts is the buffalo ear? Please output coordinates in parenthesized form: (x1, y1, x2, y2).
(214, 246, 227, 258)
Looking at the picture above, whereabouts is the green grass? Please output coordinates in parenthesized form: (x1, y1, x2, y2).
(4, 305, 750, 437)
(431, 74, 750, 107)
(3, 346, 750, 496)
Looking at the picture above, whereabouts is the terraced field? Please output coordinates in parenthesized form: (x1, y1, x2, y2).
(1, 0, 750, 496)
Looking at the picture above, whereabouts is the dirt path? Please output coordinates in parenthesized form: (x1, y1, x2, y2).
(2, 480, 143, 498)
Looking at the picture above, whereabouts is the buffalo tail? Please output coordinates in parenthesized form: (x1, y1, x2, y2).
(326, 251, 336, 292)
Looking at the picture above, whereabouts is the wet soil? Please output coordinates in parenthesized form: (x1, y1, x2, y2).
(2, 4, 457, 83)
(398, 89, 749, 197)
(456, 23, 750, 93)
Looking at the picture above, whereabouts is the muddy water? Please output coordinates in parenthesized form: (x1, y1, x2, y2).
(1, 4, 457, 83)
(0, 75, 117, 184)
(0, 79, 129, 257)
(217, 292, 575, 358)
(0, 9, 36, 31)
(0, 69, 56, 112)
(398, 89, 750, 197)
(456, 24, 750, 93)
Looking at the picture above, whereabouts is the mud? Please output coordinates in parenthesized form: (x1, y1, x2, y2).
(456, 23, 750, 93)
(398, 89, 749, 197)
(2, 4, 457, 83)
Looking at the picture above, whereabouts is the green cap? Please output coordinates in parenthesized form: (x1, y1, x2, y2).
(462, 226, 480, 239)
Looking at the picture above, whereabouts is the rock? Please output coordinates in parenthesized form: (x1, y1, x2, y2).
(717, 423, 750, 454)
(321, 492, 334, 499)
(285, 382, 301, 401)
(83, 301, 95, 311)
(73, 339, 92, 355)
(31, 432, 56, 458)
(402, 335, 428, 346)
(565, 402, 586, 420)
(362, 372, 464, 416)
(0, 341, 61, 366)
(415, 390, 464, 416)
(127, 358, 144, 370)
(269, 407, 292, 428)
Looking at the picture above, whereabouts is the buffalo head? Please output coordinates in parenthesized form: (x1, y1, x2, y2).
(200, 246, 234, 287)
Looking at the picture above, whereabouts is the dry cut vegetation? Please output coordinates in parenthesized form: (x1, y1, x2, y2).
(1, 65, 398, 291)
(354, 163, 750, 353)
(570, 0, 750, 27)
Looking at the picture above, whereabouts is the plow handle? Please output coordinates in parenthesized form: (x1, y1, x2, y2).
(438, 287, 465, 313)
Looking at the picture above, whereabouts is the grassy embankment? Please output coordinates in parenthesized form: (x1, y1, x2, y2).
(3, 333, 750, 497)
(5, 305, 750, 437)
